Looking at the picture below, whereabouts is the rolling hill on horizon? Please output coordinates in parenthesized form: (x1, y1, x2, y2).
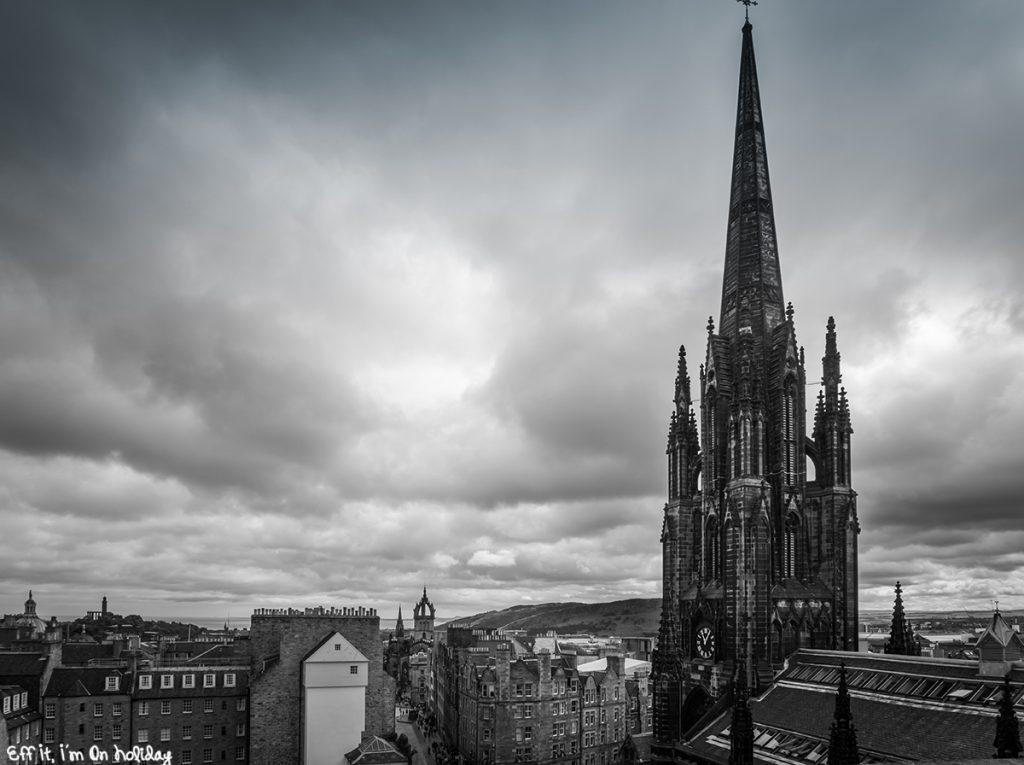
(437, 600, 1013, 638)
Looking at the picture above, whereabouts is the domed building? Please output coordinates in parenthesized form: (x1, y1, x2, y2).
(1, 591, 49, 640)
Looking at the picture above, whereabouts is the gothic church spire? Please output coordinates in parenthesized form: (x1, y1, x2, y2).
(719, 20, 785, 354)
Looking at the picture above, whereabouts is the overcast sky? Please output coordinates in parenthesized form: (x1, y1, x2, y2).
(1, 1, 1022, 622)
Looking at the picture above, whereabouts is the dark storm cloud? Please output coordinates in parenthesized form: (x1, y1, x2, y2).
(0, 1, 1021, 616)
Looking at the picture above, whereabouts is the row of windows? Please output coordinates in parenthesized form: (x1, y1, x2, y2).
(582, 686, 620, 704)
(46, 701, 124, 718)
(178, 748, 246, 764)
(137, 724, 245, 742)
(479, 677, 595, 700)
(2, 692, 29, 714)
(45, 722, 246, 742)
(550, 738, 579, 755)
(44, 698, 246, 718)
(552, 679, 580, 696)
(7, 720, 40, 745)
(583, 747, 615, 765)
(139, 698, 246, 715)
(139, 673, 236, 690)
(582, 728, 620, 748)
(552, 720, 579, 737)
(512, 747, 533, 763)
(551, 699, 579, 715)
(790, 664, 1024, 707)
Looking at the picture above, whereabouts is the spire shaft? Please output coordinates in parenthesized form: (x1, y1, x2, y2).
(719, 22, 785, 353)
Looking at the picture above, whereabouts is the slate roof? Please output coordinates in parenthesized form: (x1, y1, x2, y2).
(61, 643, 116, 665)
(0, 653, 47, 677)
(44, 667, 131, 698)
(186, 644, 244, 663)
(976, 611, 1024, 652)
(344, 736, 407, 765)
(631, 732, 654, 762)
(683, 649, 1024, 763)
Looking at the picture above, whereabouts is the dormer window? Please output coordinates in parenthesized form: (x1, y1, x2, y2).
(106, 676, 120, 692)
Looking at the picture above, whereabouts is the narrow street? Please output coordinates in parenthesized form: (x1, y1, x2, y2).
(396, 719, 436, 765)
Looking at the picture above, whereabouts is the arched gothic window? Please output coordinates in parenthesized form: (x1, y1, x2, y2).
(783, 513, 799, 579)
(705, 389, 717, 488)
(782, 379, 798, 485)
(705, 516, 721, 581)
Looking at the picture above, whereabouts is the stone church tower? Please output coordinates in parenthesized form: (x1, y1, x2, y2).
(652, 20, 859, 747)
(413, 586, 435, 642)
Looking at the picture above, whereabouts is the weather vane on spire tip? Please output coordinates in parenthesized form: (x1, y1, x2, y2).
(737, 0, 758, 22)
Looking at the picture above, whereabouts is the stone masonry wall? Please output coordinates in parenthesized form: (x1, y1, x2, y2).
(249, 609, 394, 765)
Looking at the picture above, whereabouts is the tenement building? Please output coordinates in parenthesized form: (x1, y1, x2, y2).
(130, 665, 249, 765)
(248, 605, 395, 765)
(652, 17, 859, 749)
(434, 626, 651, 765)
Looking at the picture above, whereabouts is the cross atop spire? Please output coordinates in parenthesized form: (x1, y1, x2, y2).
(736, 0, 758, 23)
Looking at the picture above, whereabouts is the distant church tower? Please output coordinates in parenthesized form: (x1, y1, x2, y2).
(652, 19, 859, 748)
(413, 587, 435, 642)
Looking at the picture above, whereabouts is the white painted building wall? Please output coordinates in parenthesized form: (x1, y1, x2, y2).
(303, 631, 369, 765)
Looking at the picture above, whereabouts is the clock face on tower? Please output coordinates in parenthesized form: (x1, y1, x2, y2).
(695, 625, 715, 659)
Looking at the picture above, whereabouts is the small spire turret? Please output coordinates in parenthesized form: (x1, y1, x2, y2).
(994, 676, 1022, 758)
(827, 663, 859, 765)
(729, 653, 754, 765)
(884, 582, 919, 656)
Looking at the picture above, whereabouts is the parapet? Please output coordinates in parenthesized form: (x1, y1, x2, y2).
(251, 606, 378, 617)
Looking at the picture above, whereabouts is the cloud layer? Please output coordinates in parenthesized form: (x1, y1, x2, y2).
(0, 1, 1022, 619)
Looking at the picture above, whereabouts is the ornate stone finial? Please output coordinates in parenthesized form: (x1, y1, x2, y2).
(707, 315, 715, 334)
(786, 301, 794, 323)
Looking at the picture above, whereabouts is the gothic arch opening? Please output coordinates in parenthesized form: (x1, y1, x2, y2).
(805, 438, 821, 483)
(680, 685, 712, 735)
